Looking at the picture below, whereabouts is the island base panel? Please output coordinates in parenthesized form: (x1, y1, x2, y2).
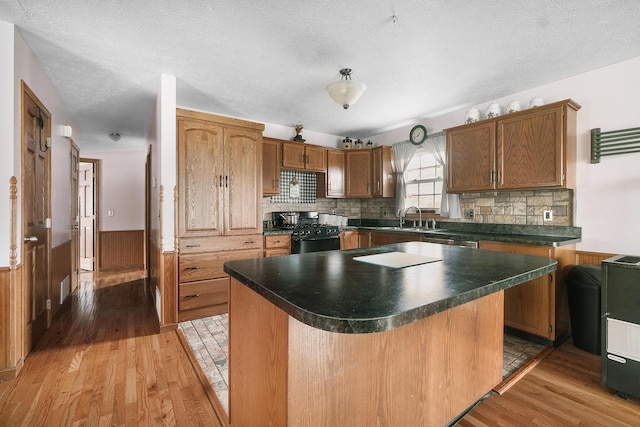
(230, 278, 504, 426)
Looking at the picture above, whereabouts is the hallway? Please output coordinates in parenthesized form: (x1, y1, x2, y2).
(0, 273, 222, 426)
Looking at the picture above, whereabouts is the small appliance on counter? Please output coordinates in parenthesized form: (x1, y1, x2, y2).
(601, 254, 640, 399)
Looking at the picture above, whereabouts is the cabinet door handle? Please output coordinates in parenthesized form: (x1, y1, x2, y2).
(185, 266, 200, 270)
(377, 181, 380, 191)
(489, 170, 494, 183)
(220, 175, 223, 187)
(186, 244, 201, 248)
(496, 169, 501, 183)
(244, 240, 256, 244)
(225, 176, 228, 187)
(185, 293, 201, 299)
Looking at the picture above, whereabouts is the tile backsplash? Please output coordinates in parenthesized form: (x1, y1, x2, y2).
(264, 187, 574, 226)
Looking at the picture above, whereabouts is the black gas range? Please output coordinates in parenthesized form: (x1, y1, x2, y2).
(271, 211, 341, 254)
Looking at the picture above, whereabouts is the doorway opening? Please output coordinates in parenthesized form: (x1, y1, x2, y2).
(79, 159, 99, 272)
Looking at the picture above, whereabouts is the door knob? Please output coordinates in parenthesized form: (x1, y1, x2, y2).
(24, 236, 38, 243)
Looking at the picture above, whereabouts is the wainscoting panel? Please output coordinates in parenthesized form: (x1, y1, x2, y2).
(0, 265, 24, 382)
(99, 230, 145, 270)
(576, 251, 616, 265)
(50, 241, 71, 319)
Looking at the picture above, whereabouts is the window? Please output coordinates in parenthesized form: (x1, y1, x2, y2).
(405, 148, 443, 211)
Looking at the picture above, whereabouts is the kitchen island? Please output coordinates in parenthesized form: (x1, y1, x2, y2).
(224, 242, 557, 426)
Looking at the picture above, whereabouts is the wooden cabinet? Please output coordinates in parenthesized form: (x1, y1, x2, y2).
(370, 231, 420, 246)
(371, 146, 395, 197)
(282, 141, 326, 172)
(264, 234, 291, 257)
(346, 150, 372, 197)
(325, 149, 345, 198)
(446, 99, 580, 193)
(340, 230, 359, 250)
(176, 109, 265, 321)
(263, 138, 281, 196)
(479, 240, 574, 345)
(346, 148, 395, 198)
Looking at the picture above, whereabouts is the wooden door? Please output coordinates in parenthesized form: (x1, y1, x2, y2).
(262, 138, 281, 196)
(224, 128, 262, 235)
(345, 150, 371, 197)
(177, 118, 224, 238)
(70, 143, 80, 291)
(281, 141, 305, 169)
(79, 162, 95, 271)
(498, 105, 564, 190)
(304, 145, 326, 172)
(446, 122, 496, 193)
(326, 149, 345, 197)
(22, 83, 50, 351)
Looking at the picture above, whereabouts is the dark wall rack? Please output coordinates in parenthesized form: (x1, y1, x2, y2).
(591, 126, 640, 163)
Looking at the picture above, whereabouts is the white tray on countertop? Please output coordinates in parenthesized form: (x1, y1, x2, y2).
(353, 252, 442, 269)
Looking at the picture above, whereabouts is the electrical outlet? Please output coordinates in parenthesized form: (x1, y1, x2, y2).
(464, 209, 474, 220)
(382, 209, 390, 217)
(332, 209, 337, 215)
(543, 210, 553, 221)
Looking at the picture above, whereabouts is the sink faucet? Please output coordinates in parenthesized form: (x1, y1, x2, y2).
(405, 206, 422, 228)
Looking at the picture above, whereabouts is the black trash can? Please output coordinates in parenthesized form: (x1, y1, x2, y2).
(566, 264, 602, 355)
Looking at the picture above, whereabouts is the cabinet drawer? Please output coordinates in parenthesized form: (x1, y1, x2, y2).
(264, 234, 291, 249)
(179, 249, 263, 282)
(179, 278, 228, 311)
(179, 235, 263, 253)
(264, 248, 290, 257)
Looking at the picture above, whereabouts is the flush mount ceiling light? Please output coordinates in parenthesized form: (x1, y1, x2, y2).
(325, 68, 366, 109)
(109, 132, 121, 142)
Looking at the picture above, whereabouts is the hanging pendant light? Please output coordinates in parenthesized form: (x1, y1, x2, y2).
(325, 68, 366, 109)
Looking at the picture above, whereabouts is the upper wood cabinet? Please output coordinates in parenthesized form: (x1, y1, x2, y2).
(371, 146, 395, 197)
(345, 147, 395, 198)
(282, 141, 327, 172)
(446, 99, 580, 193)
(177, 109, 264, 238)
(263, 138, 281, 196)
(345, 150, 371, 197)
(325, 149, 345, 198)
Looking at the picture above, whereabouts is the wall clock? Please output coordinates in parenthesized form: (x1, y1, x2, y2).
(409, 125, 427, 145)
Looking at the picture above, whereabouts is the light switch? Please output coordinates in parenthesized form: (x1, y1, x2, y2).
(108, 210, 115, 217)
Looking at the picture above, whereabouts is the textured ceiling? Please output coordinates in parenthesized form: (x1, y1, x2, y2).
(2, 0, 640, 152)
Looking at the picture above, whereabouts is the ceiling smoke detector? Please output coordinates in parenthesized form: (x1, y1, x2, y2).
(108, 132, 121, 142)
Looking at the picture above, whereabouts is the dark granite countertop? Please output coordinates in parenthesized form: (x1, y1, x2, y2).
(353, 221, 582, 247)
(224, 242, 557, 334)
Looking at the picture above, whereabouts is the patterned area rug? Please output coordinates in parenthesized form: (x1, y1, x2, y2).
(180, 314, 547, 416)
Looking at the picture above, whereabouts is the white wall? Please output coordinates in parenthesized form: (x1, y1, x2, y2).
(372, 56, 640, 255)
(0, 22, 15, 265)
(83, 151, 146, 231)
(0, 23, 80, 266)
(263, 123, 343, 149)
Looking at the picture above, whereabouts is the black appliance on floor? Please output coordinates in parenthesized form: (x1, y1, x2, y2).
(601, 255, 640, 399)
(272, 211, 340, 254)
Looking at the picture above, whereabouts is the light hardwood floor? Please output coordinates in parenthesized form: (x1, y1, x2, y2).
(458, 342, 640, 426)
(0, 273, 222, 426)
(2, 271, 638, 427)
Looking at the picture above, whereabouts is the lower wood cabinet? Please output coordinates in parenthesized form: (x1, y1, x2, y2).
(340, 230, 359, 250)
(370, 231, 420, 246)
(178, 248, 263, 322)
(264, 234, 291, 257)
(479, 240, 574, 345)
